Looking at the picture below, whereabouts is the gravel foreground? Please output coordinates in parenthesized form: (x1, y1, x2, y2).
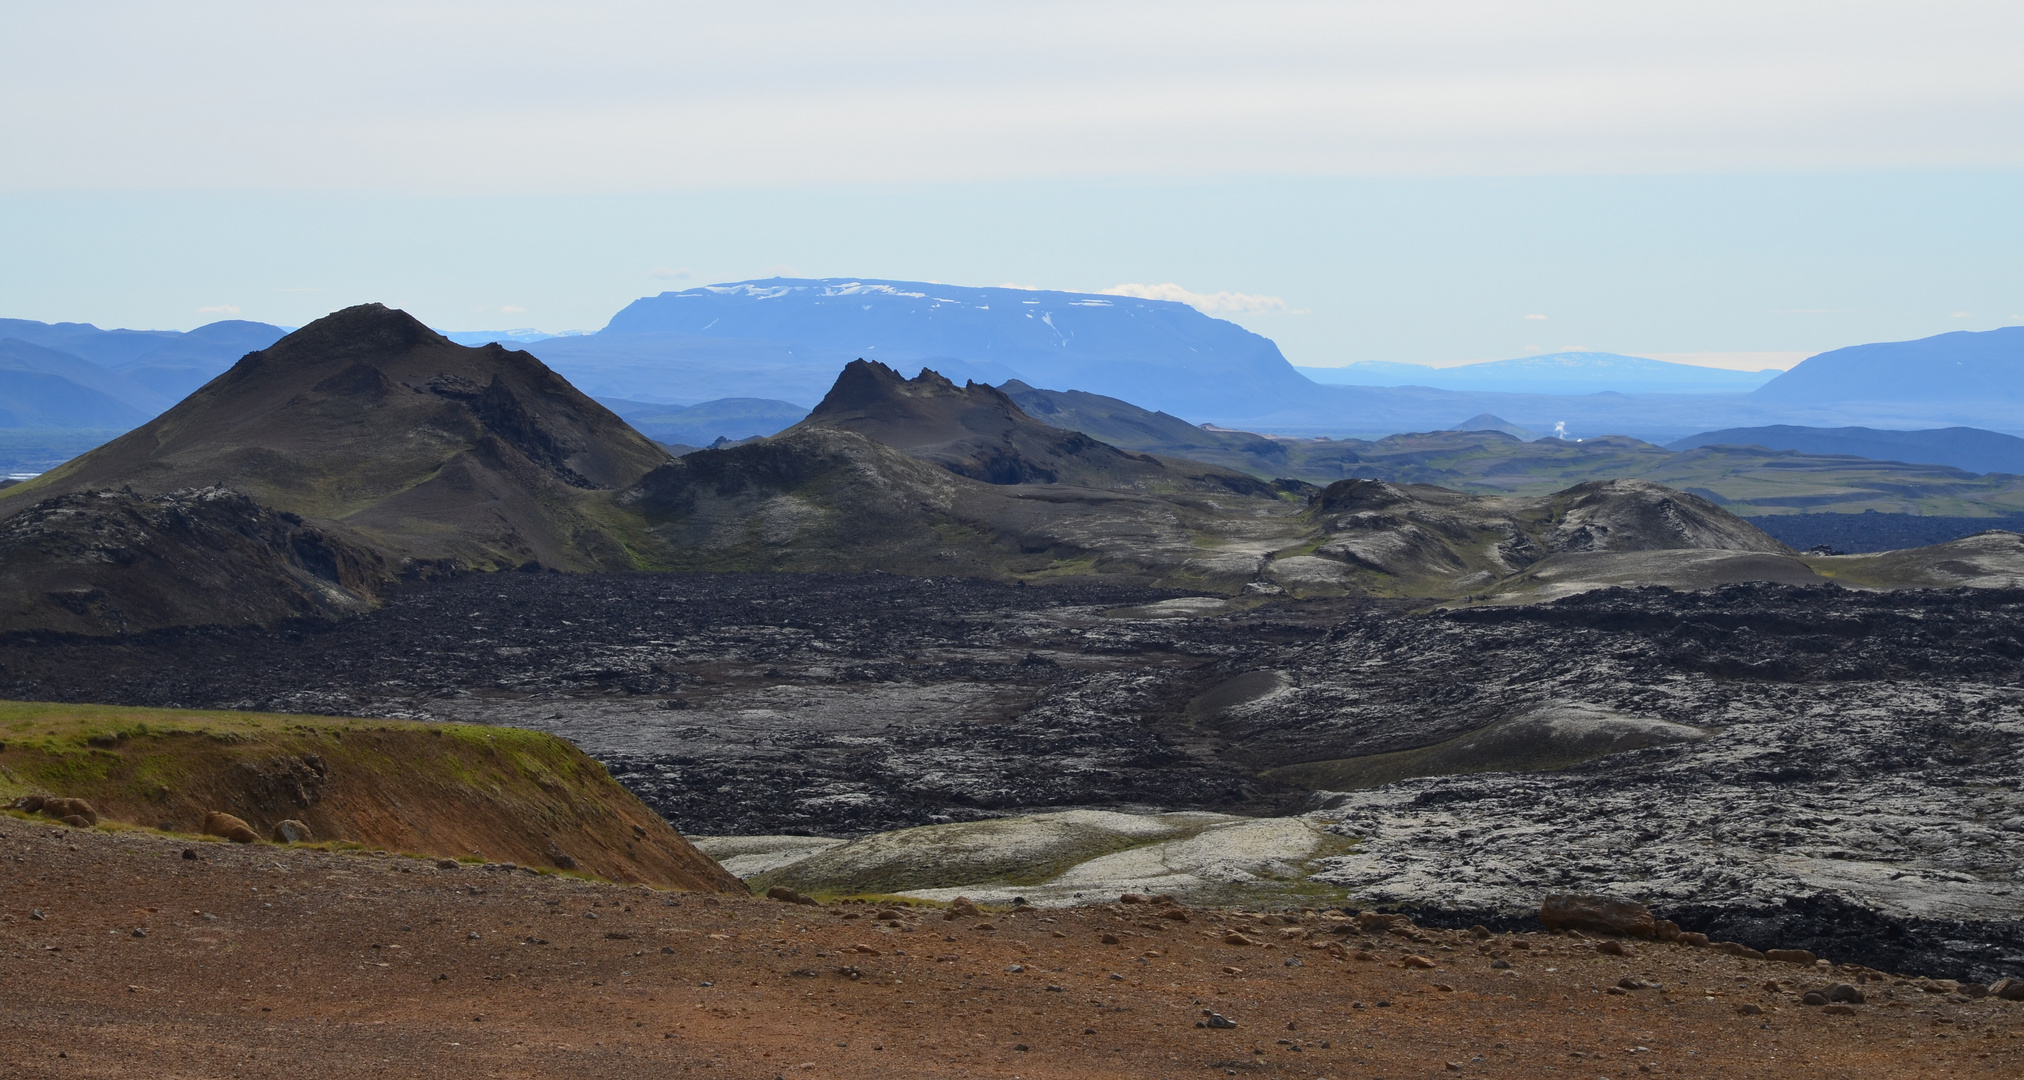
(4, 818, 2023, 1078)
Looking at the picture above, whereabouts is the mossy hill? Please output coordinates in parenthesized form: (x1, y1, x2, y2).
(0, 699, 741, 894)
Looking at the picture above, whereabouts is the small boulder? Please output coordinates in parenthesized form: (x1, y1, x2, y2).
(1202, 1011, 1237, 1029)
(1765, 948, 1817, 966)
(1825, 983, 1863, 1004)
(1989, 978, 2024, 1001)
(9, 795, 47, 813)
(1120, 893, 1149, 904)
(766, 886, 820, 906)
(1596, 940, 1631, 957)
(203, 811, 260, 844)
(1223, 932, 1256, 946)
(1357, 911, 1412, 932)
(1403, 955, 1436, 969)
(1676, 931, 1710, 947)
(1540, 894, 1657, 939)
(271, 819, 314, 844)
(1713, 941, 1766, 960)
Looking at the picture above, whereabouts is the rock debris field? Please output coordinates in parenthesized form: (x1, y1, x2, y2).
(5, 817, 2024, 1079)
(3, 572, 2024, 980)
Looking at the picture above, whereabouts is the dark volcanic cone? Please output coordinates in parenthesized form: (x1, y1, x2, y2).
(2, 304, 671, 573)
(0, 305, 674, 632)
(794, 359, 1273, 494)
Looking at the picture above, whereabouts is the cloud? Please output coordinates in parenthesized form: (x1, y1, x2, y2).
(272, 287, 327, 294)
(1101, 283, 1300, 316)
(1951, 311, 1972, 318)
(1522, 314, 1548, 320)
(196, 303, 241, 315)
(500, 305, 526, 315)
(649, 266, 693, 280)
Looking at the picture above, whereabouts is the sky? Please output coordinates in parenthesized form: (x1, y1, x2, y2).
(3, 0, 2020, 369)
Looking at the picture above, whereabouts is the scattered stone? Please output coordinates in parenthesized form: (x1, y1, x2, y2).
(1490, 959, 1510, 969)
(1540, 893, 1657, 938)
(1202, 1010, 1237, 1029)
(1403, 955, 1436, 969)
(271, 819, 313, 844)
(1357, 911, 1412, 932)
(1596, 939, 1631, 957)
(1735, 1003, 1763, 1016)
(182, 849, 198, 860)
(1823, 1003, 1857, 1016)
(1223, 932, 1256, 946)
(1100, 933, 1121, 945)
(203, 812, 259, 844)
(1004, 964, 1024, 973)
(1157, 907, 1189, 922)
(436, 859, 459, 870)
(852, 945, 880, 956)
(131, 928, 146, 938)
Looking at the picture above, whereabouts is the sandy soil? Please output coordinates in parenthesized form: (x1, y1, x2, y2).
(3, 816, 2020, 1079)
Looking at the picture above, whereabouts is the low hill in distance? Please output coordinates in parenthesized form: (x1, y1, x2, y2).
(1668, 424, 2024, 476)
(597, 396, 808, 447)
(1299, 351, 1781, 395)
(0, 698, 741, 892)
(1002, 382, 2024, 516)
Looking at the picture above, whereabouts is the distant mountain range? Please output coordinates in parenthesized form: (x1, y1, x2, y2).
(523, 279, 1313, 418)
(1751, 326, 2024, 405)
(1297, 351, 1780, 395)
(4, 288, 2022, 451)
(0, 318, 287, 427)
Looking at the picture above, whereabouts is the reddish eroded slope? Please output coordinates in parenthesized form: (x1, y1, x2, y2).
(0, 700, 741, 894)
(3, 818, 2019, 1078)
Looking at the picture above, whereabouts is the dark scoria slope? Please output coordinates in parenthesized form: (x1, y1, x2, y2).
(614, 361, 1305, 588)
(794, 360, 1275, 495)
(0, 305, 674, 632)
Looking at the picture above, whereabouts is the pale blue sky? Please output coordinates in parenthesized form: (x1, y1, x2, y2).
(2, 2, 2019, 368)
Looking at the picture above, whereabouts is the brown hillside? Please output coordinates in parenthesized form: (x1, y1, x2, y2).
(0, 700, 740, 894)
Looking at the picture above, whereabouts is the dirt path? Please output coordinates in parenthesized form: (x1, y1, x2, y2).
(3, 817, 2019, 1078)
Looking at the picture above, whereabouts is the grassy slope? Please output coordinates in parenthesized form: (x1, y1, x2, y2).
(0, 700, 740, 894)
